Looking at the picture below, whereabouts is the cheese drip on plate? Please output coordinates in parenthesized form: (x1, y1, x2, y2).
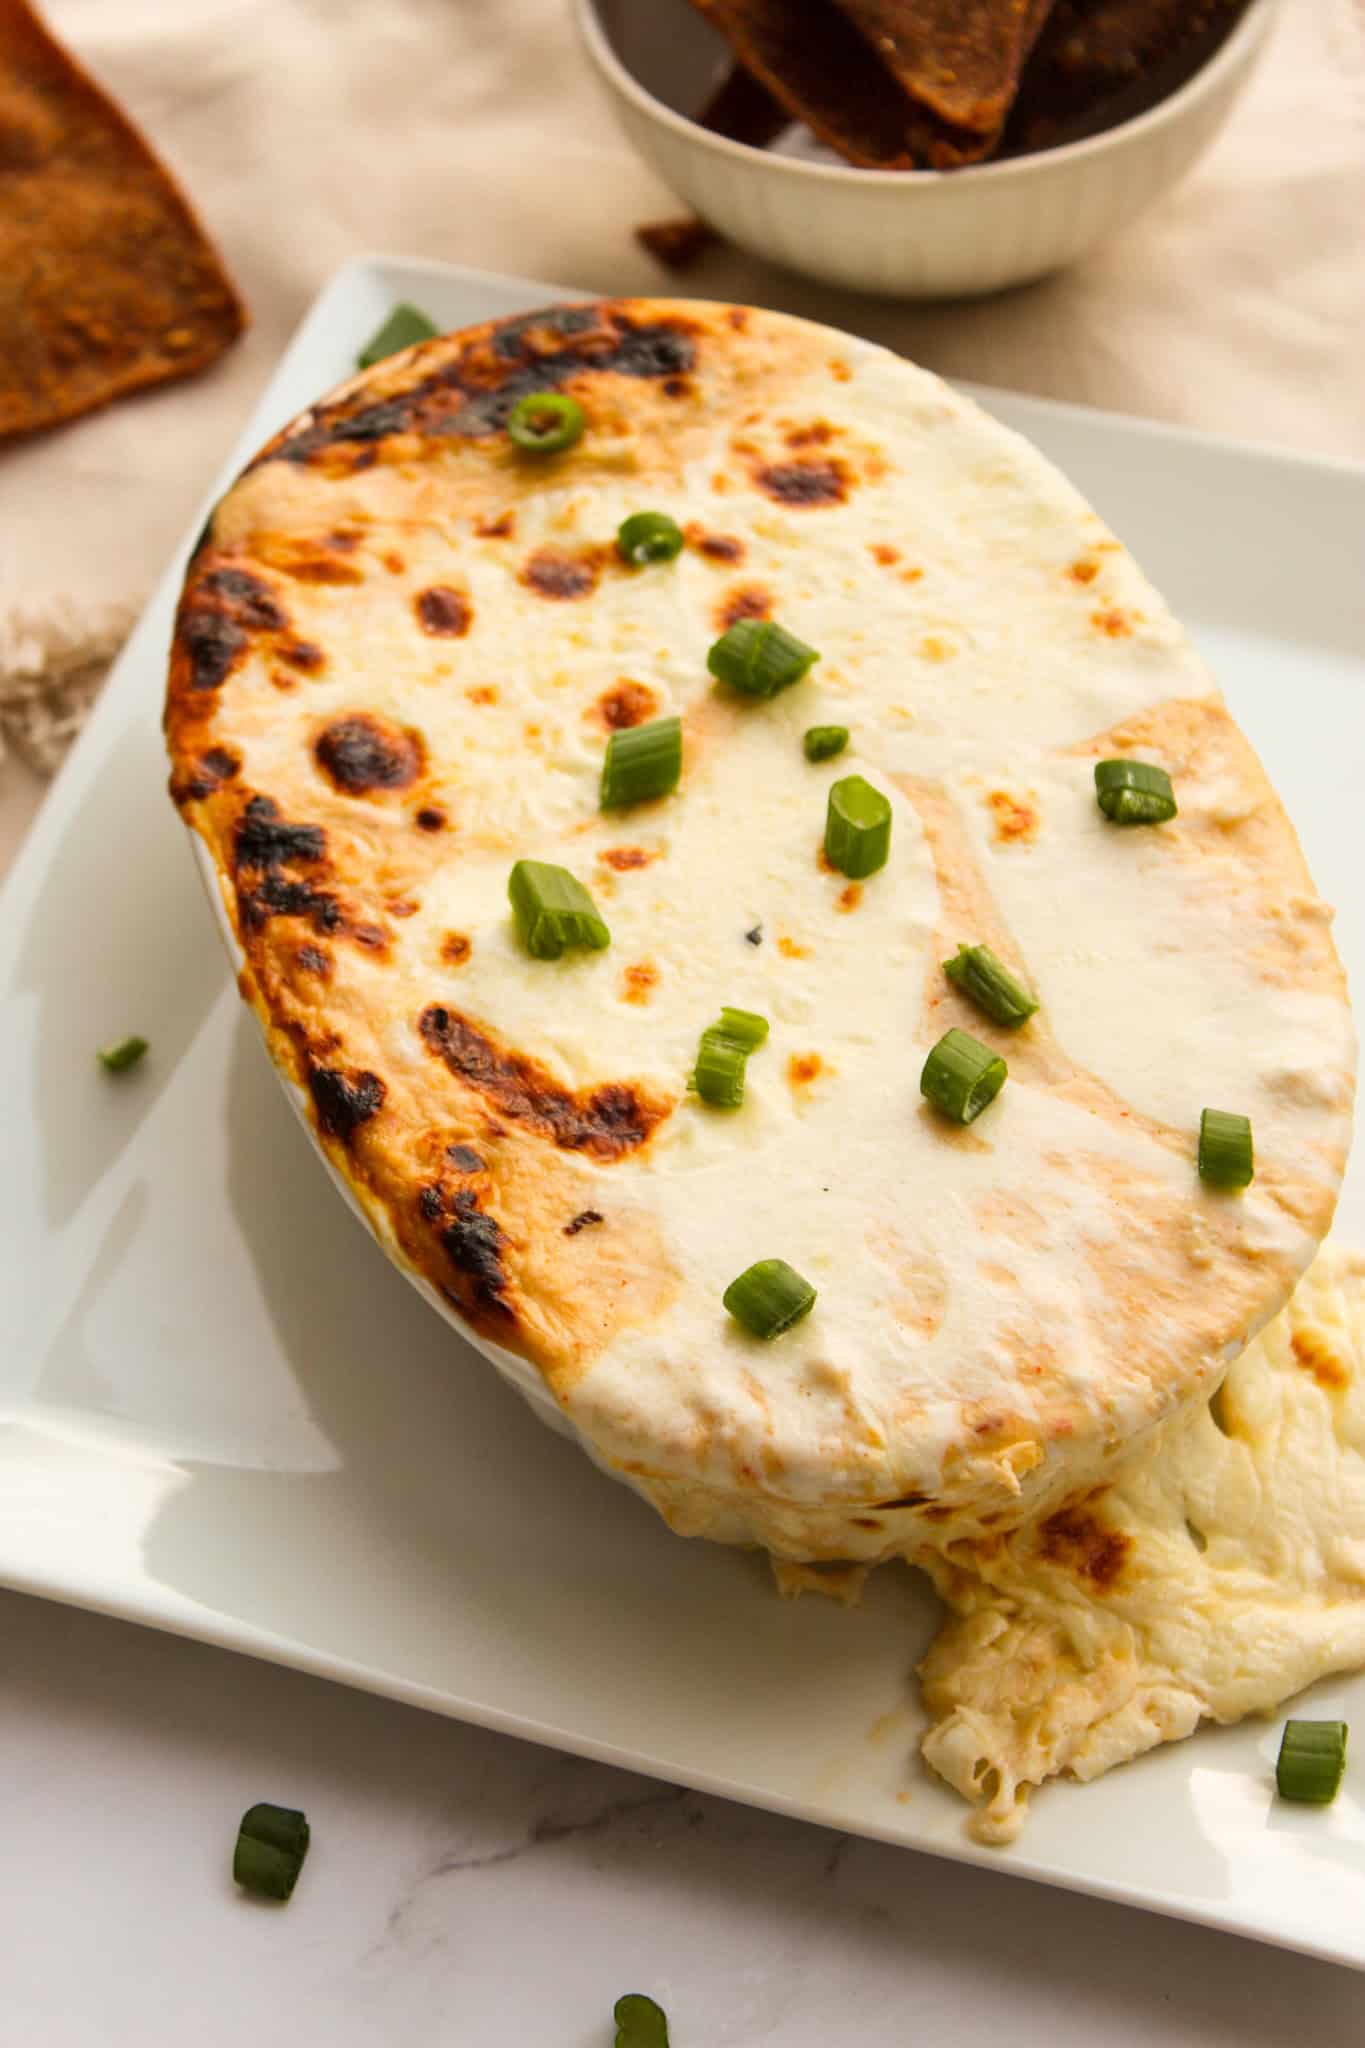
(917, 1243, 1365, 1843)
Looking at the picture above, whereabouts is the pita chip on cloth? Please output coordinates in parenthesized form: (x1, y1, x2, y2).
(0, 0, 244, 441)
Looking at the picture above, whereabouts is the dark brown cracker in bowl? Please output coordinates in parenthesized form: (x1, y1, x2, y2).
(0, 0, 244, 442)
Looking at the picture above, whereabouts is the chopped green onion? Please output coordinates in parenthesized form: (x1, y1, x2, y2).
(614, 1993, 670, 2048)
(1276, 1720, 1347, 1804)
(707, 619, 819, 699)
(1199, 1108, 1254, 1190)
(921, 1027, 1007, 1125)
(617, 512, 684, 566)
(723, 1257, 817, 1339)
(233, 1802, 310, 1901)
(601, 715, 682, 809)
(803, 724, 849, 763)
(508, 860, 610, 959)
(356, 302, 438, 368)
(824, 774, 892, 879)
(1094, 758, 1177, 825)
(943, 944, 1038, 1028)
(506, 391, 584, 454)
(97, 1035, 148, 1074)
(691, 1006, 769, 1107)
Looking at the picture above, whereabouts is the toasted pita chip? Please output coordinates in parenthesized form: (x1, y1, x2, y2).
(827, 0, 1057, 140)
(0, 0, 245, 442)
(688, 0, 931, 167)
(1004, 0, 1249, 153)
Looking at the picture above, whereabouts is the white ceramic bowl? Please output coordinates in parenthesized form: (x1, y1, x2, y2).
(574, 0, 1277, 298)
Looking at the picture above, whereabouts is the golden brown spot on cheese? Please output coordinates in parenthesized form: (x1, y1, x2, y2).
(1036, 1498, 1129, 1590)
(787, 1052, 824, 1089)
(416, 585, 472, 637)
(419, 1006, 671, 1160)
(1069, 559, 1100, 585)
(521, 546, 604, 600)
(466, 684, 498, 706)
(986, 789, 1040, 845)
(600, 845, 656, 872)
(1092, 606, 1136, 638)
(837, 882, 863, 912)
(564, 1209, 604, 1236)
(686, 524, 744, 564)
(307, 1064, 386, 1142)
(716, 583, 773, 630)
(382, 550, 405, 575)
(414, 806, 446, 833)
(920, 634, 957, 663)
(387, 898, 419, 919)
(662, 375, 692, 399)
(597, 679, 658, 730)
(295, 944, 331, 978)
(278, 638, 324, 673)
(1291, 1327, 1351, 1390)
(756, 458, 849, 507)
(777, 934, 810, 960)
(621, 960, 659, 1005)
(314, 713, 423, 795)
(828, 357, 851, 381)
(902, 566, 924, 584)
(785, 421, 835, 449)
(870, 542, 900, 566)
(441, 932, 472, 967)
(475, 509, 516, 539)
(280, 552, 364, 586)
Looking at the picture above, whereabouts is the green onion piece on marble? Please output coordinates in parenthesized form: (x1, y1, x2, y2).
(691, 1006, 769, 1107)
(723, 1258, 817, 1340)
(617, 512, 685, 565)
(601, 716, 682, 809)
(233, 1802, 310, 1901)
(707, 619, 819, 699)
(1094, 758, 1177, 825)
(356, 302, 438, 368)
(921, 1027, 1007, 1126)
(943, 944, 1038, 1028)
(506, 391, 585, 454)
(824, 774, 892, 879)
(614, 1993, 671, 2048)
(1276, 1720, 1347, 1804)
(803, 724, 849, 763)
(508, 860, 610, 959)
(97, 1035, 149, 1074)
(1199, 1108, 1254, 1190)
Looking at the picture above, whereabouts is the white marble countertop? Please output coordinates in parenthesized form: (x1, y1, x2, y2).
(6, 1582, 1361, 2046)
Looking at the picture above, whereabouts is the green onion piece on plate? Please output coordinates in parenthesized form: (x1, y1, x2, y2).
(824, 773, 892, 878)
(723, 1257, 817, 1340)
(355, 302, 438, 369)
(97, 1035, 149, 1074)
(601, 715, 683, 809)
(1276, 1720, 1347, 1804)
(1199, 1107, 1254, 1189)
(614, 1993, 670, 2048)
(921, 1027, 1007, 1125)
(707, 619, 819, 699)
(691, 1006, 770, 1108)
(1094, 758, 1177, 825)
(233, 1802, 310, 1901)
(943, 944, 1038, 1028)
(803, 724, 849, 763)
(508, 860, 610, 959)
(617, 511, 685, 565)
(506, 391, 584, 454)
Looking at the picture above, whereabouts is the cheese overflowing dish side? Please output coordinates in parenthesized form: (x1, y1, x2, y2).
(164, 300, 1354, 1709)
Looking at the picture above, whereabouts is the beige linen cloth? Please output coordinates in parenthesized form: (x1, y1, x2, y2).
(1, 0, 1362, 868)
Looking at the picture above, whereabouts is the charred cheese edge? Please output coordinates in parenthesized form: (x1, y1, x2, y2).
(164, 298, 1354, 1557)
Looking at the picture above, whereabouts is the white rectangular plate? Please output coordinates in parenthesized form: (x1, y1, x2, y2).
(4, 257, 1365, 1969)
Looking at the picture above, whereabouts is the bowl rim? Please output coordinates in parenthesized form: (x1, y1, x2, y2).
(573, 0, 1277, 189)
